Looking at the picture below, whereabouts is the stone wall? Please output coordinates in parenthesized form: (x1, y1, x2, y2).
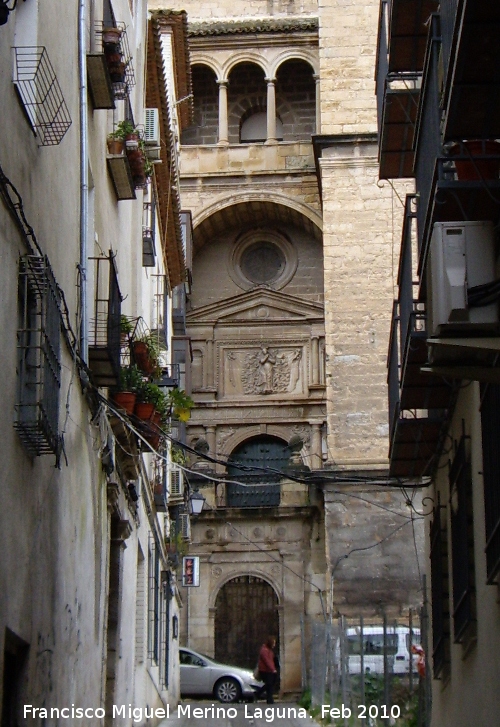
(318, 0, 378, 135)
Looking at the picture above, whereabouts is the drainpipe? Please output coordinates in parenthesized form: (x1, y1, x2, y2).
(78, 0, 88, 363)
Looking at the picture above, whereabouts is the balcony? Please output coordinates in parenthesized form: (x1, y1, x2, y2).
(87, 21, 136, 110)
(387, 196, 454, 477)
(441, 2, 500, 141)
(89, 255, 122, 387)
(375, 0, 439, 178)
(107, 154, 136, 201)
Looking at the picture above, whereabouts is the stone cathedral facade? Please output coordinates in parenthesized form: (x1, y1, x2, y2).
(150, 0, 423, 694)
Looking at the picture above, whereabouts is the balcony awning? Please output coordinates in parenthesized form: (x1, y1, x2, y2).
(388, 0, 439, 73)
(379, 84, 419, 179)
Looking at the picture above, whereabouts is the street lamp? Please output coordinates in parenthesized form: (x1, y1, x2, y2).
(188, 490, 205, 516)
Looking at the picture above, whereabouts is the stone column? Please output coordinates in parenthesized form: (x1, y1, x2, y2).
(217, 80, 229, 145)
(206, 338, 215, 390)
(206, 425, 216, 456)
(265, 77, 277, 143)
(310, 422, 322, 469)
(311, 336, 320, 386)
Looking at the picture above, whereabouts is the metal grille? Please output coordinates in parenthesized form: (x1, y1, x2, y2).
(88, 255, 122, 387)
(430, 500, 450, 677)
(449, 435, 475, 641)
(413, 14, 442, 265)
(94, 22, 136, 100)
(480, 383, 500, 583)
(214, 575, 279, 669)
(14, 256, 61, 457)
(148, 536, 160, 664)
(13, 47, 71, 146)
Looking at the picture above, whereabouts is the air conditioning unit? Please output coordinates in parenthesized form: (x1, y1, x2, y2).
(179, 513, 191, 542)
(144, 108, 161, 160)
(169, 465, 184, 502)
(429, 220, 498, 335)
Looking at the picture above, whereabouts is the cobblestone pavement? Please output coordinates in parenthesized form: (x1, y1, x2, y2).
(158, 701, 318, 727)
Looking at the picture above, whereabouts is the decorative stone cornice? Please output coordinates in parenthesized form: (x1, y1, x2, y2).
(188, 17, 319, 38)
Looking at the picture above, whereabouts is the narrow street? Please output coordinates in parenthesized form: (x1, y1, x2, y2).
(158, 701, 318, 727)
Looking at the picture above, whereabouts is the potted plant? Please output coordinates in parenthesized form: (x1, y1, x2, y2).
(112, 364, 143, 415)
(120, 314, 134, 343)
(168, 388, 194, 423)
(102, 26, 123, 46)
(131, 333, 161, 376)
(134, 382, 164, 421)
(107, 129, 125, 156)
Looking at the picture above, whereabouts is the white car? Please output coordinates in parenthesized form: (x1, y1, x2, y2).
(179, 647, 263, 703)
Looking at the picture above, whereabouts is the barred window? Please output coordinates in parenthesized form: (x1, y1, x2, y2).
(14, 256, 61, 457)
(449, 435, 476, 642)
(480, 383, 500, 583)
(430, 500, 450, 678)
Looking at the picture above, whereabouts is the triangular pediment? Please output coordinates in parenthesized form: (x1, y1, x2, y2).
(186, 289, 324, 324)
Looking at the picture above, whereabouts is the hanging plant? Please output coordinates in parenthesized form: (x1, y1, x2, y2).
(168, 388, 194, 422)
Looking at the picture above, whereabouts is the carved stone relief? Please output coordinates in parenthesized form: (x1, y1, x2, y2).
(223, 345, 305, 397)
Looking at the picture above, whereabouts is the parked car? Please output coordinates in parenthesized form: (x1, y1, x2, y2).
(343, 626, 421, 675)
(179, 647, 263, 703)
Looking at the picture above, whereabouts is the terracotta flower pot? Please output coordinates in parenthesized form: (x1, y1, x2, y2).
(125, 133, 140, 150)
(131, 340, 155, 374)
(107, 138, 124, 155)
(134, 401, 155, 420)
(108, 61, 126, 83)
(450, 140, 500, 180)
(102, 27, 123, 46)
(112, 391, 136, 415)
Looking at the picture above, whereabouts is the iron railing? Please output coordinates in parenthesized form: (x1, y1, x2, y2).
(439, 0, 460, 89)
(14, 256, 61, 457)
(94, 21, 135, 100)
(13, 47, 72, 146)
(413, 14, 442, 263)
(387, 300, 400, 437)
(449, 435, 476, 641)
(375, 0, 390, 137)
(89, 255, 122, 387)
(480, 383, 500, 583)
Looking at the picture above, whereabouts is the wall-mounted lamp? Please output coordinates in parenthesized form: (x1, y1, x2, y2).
(188, 490, 205, 516)
(0, 0, 24, 27)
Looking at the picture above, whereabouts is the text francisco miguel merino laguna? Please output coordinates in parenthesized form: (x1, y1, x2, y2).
(23, 704, 312, 722)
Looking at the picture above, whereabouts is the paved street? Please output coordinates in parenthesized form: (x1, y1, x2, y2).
(158, 701, 318, 727)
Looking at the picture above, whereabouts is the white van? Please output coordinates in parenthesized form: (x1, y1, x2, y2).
(343, 626, 420, 675)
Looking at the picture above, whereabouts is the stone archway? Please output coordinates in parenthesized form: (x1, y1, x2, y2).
(214, 575, 279, 669)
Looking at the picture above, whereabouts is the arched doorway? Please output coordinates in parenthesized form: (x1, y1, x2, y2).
(214, 575, 279, 669)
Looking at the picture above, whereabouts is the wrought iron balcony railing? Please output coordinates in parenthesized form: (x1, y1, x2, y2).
(89, 254, 122, 387)
(87, 21, 136, 109)
(13, 47, 71, 146)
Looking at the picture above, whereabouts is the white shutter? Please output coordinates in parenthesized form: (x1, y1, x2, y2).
(169, 466, 184, 502)
(179, 513, 191, 542)
(144, 108, 160, 145)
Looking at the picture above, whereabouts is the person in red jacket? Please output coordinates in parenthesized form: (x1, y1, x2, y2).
(255, 636, 277, 704)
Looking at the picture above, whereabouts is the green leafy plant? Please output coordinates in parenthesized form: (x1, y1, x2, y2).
(113, 120, 137, 140)
(118, 364, 143, 392)
(168, 388, 194, 422)
(136, 382, 165, 408)
(171, 445, 187, 465)
(120, 314, 134, 335)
